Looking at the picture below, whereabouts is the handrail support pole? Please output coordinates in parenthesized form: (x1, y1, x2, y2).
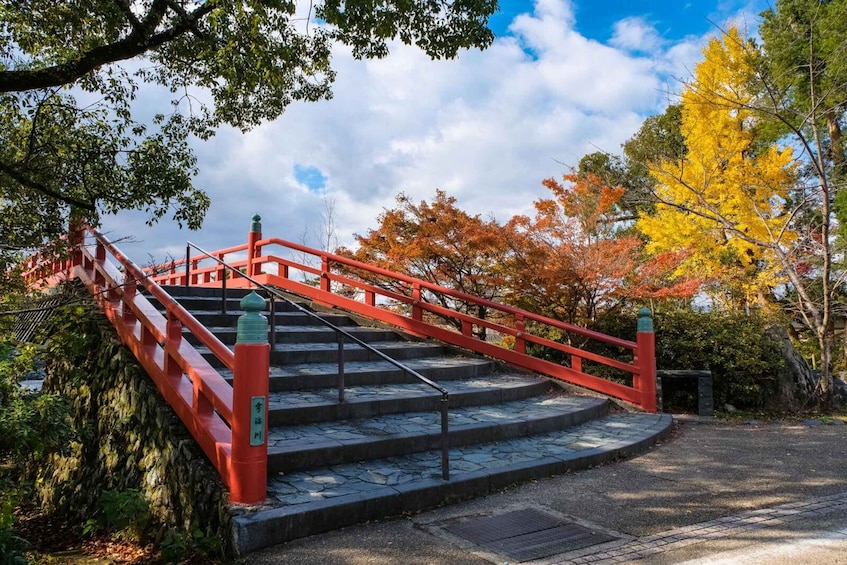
(221, 269, 227, 314)
(338, 334, 345, 403)
(636, 307, 658, 412)
(440, 395, 450, 481)
(184, 244, 190, 288)
(231, 292, 270, 504)
(269, 293, 276, 351)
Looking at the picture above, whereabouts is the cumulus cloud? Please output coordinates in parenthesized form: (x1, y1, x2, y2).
(99, 0, 731, 263)
(610, 17, 665, 53)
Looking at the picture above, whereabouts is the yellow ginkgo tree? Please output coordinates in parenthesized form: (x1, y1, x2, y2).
(636, 25, 847, 403)
(638, 27, 798, 311)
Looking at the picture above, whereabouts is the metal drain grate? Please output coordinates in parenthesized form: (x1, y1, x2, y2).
(444, 508, 618, 562)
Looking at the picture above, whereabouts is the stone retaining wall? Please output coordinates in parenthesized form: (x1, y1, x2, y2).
(33, 285, 231, 552)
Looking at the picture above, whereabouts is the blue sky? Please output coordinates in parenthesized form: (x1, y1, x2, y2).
(492, 0, 767, 41)
(102, 0, 771, 260)
(293, 165, 328, 192)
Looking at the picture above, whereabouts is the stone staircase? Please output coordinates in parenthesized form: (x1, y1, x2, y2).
(153, 285, 673, 554)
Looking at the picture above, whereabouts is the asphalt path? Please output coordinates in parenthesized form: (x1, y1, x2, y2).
(251, 418, 847, 564)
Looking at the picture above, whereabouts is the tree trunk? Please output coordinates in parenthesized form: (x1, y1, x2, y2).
(817, 326, 834, 405)
(826, 111, 844, 175)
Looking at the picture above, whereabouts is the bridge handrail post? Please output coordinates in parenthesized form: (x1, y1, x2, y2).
(230, 291, 270, 504)
(636, 307, 657, 412)
(247, 214, 262, 279)
(69, 219, 85, 270)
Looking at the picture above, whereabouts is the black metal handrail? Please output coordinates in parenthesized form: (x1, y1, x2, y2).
(184, 241, 451, 480)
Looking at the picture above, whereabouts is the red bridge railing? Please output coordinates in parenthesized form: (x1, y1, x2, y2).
(27, 225, 269, 504)
(152, 216, 658, 412)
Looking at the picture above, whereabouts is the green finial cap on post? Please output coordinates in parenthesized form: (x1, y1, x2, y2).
(237, 291, 268, 344)
(251, 214, 262, 233)
(637, 307, 654, 333)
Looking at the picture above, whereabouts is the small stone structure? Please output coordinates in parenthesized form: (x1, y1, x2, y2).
(656, 369, 714, 417)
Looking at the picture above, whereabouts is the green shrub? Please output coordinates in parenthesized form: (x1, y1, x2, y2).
(0, 479, 28, 565)
(160, 524, 223, 563)
(652, 310, 785, 409)
(0, 343, 37, 406)
(590, 308, 786, 409)
(84, 489, 152, 543)
(0, 341, 70, 464)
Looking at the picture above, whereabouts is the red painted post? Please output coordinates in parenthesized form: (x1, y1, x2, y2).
(141, 325, 157, 349)
(69, 220, 84, 269)
(572, 355, 582, 373)
(515, 315, 526, 354)
(122, 275, 137, 326)
(412, 283, 422, 321)
(93, 242, 107, 286)
(164, 312, 183, 381)
(216, 253, 225, 283)
(461, 320, 472, 337)
(636, 307, 657, 412)
(247, 214, 262, 278)
(230, 291, 269, 504)
(320, 256, 331, 293)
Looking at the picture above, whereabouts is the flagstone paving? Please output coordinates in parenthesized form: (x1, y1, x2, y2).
(266, 394, 601, 447)
(265, 413, 667, 507)
(267, 373, 550, 406)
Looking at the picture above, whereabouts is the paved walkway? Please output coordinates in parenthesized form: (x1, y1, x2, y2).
(252, 418, 847, 564)
(567, 491, 847, 564)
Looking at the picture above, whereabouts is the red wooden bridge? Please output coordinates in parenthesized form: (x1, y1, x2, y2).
(24, 216, 667, 554)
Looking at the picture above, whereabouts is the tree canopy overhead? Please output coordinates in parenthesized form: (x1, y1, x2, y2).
(0, 0, 498, 251)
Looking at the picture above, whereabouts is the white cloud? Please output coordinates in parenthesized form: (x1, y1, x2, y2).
(100, 0, 715, 264)
(610, 17, 665, 53)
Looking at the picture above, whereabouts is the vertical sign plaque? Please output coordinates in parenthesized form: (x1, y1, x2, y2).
(250, 396, 266, 446)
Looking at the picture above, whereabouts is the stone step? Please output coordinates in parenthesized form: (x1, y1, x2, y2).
(160, 285, 256, 298)
(231, 413, 674, 554)
(148, 284, 668, 559)
(154, 295, 303, 314)
(267, 340, 445, 365)
(186, 325, 401, 346)
(218, 356, 497, 391)
(184, 310, 358, 328)
(266, 374, 552, 426)
(194, 339, 441, 368)
(266, 394, 609, 473)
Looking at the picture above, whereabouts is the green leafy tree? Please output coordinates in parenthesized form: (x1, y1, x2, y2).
(0, 0, 498, 257)
(755, 0, 847, 394)
(577, 104, 686, 219)
(758, 0, 847, 376)
(760, 0, 847, 187)
(0, 342, 70, 464)
(621, 105, 686, 192)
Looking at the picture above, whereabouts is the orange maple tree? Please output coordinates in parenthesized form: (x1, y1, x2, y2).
(341, 178, 698, 338)
(337, 190, 510, 337)
(505, 172, 699, 327)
